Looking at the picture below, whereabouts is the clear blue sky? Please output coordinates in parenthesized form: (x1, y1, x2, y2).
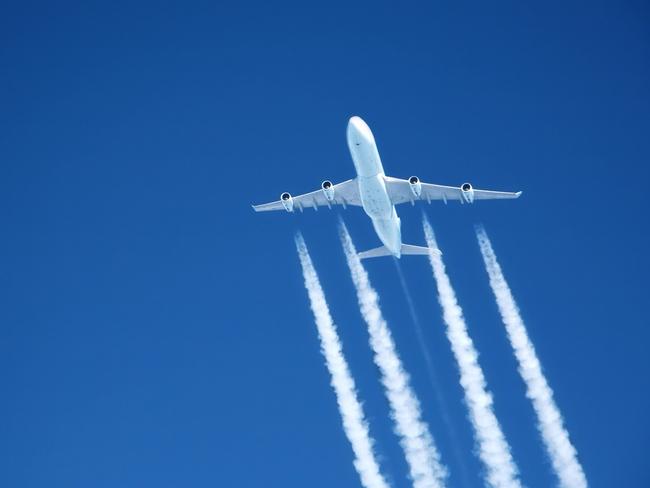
(1, 1, 648, 487)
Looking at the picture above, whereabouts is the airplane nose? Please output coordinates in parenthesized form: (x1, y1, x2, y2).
(347, 116, 374, 143)
(348, 116, 367, 131)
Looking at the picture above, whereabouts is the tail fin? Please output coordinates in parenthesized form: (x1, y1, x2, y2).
(358, 243, 441, 260)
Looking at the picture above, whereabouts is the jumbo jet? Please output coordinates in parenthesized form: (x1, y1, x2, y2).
(253, 116, 522, 259)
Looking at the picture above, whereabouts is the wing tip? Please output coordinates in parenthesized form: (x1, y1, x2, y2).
(515, 191, 523, 198)
(252, 204, 271, 212)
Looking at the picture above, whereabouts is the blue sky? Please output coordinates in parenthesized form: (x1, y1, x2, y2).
(1, 1, 648, 486)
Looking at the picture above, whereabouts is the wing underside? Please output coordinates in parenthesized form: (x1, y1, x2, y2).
(253, 175, 521, 212)
(384, 176, 522, 205)
(252, 178, 362, 213)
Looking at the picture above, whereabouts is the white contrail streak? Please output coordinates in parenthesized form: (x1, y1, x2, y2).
(339, 222, 447, 488)
(423, 217, 522, 488)
(475, 226, 588, 488)
(295, 233, 390, 488)
(393, 260, 474, 488)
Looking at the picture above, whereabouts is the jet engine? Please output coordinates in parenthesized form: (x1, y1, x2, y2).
(321, 180, 335, 201)
(461, 182, 474, 203)
(408, 176, 422, 197)
(280, 192, 294, 212)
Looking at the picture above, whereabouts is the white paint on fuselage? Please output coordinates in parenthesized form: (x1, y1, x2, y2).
(346, 116, 403, 257)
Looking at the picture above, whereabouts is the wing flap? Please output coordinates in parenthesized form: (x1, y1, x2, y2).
(472, 189, 523, 200)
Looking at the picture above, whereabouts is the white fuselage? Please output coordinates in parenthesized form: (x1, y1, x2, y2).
(346, 116, 402, 257)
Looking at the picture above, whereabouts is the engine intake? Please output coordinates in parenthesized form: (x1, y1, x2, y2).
(408, 176, 422, 197)
(461, 182, 474, 203)
(280, 192, 294, 212)
(321, 180, 335, 201)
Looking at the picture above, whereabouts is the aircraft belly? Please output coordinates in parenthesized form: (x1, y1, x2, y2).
(348, 142, 383, 178)
(346, 116, 403, 256)
(358, 175, 392, 219)
(371, 214, 401, 256)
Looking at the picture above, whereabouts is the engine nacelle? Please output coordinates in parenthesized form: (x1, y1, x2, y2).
(408, 176, 422, 198)
(280, 192, 294, 212)
(321, 180, 335, 201)
(461, 182, 474, 203)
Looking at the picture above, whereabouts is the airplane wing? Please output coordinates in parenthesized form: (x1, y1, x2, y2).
(252, 178, 362, 212)
(384, 176, 522, 205)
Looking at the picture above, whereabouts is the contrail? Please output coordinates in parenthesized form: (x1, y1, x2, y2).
(475, 226, 588, 488)
(393, 260, 473, 488)
(339, 222, 447, 488)
(423, 217, 522, 488)
(295, 233, 390, 488)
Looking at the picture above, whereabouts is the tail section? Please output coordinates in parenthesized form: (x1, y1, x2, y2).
(358, 244, 441, 260)
(402, 244, 441, 256)
(358, 245, 393, 259)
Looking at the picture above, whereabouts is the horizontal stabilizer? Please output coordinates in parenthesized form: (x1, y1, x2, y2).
(358, 243, 441, 260)
(401, 244, 441, 256)
(358, 245, 393, 259)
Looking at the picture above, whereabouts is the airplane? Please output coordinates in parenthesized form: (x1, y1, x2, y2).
(253, 116, 522, 259)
